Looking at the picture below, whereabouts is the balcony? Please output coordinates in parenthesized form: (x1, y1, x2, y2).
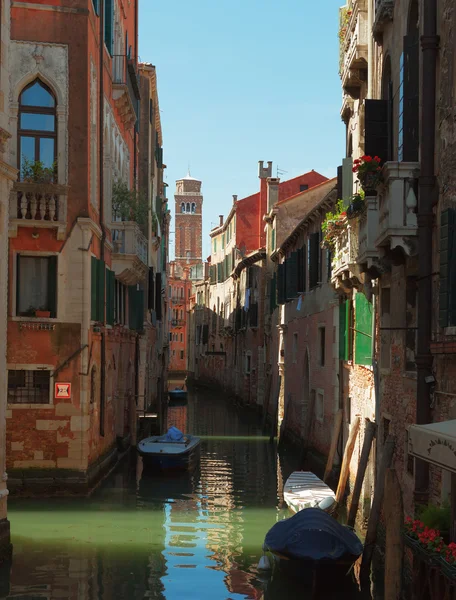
(340, 1, 368, 98)
(112, 55, 140, 130)
(9, 181, 68, 240)
(375, 162, 419, 257)
(331, 219, 362, 293)
(171, 319, 185, 327)
(357, 194, 380, 272)
(111, 221, 148, 285)
(373, 0, 394, 41)
(171, 296, 185, 305)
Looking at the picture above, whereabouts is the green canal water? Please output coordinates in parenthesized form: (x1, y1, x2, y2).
(4, 389, 370, 599)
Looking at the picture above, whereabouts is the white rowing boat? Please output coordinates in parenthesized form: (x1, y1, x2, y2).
(283, 471, 336, 514)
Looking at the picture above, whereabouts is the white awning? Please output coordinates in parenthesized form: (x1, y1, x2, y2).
(408, 420, 456, 473)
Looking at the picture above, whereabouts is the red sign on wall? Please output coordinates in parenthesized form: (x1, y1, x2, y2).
(55, 383, 71, 399)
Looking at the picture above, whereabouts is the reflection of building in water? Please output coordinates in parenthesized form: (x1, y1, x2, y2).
(167, 405, 188, 433)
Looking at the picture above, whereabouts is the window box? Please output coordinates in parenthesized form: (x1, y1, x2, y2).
(35, 310, 51, 318)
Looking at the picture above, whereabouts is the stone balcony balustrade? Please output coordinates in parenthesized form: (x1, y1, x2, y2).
(112, 54, 140, 129)
(375, 161, 420, 257)
(9, 181, 68, 240)
(340, 0, 368, 98)
(331, 218, 361, 293)
(111, 221, 148, 285)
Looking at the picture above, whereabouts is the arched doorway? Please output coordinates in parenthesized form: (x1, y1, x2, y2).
(301, 350, 310, 441)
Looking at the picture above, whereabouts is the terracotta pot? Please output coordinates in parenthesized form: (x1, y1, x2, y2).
(35, 310, 51, 318)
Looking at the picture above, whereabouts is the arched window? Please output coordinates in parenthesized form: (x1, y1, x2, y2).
(19, 80, 57, 180)
(191, 203, 196, 213)
(181, 202, 185, 213)
(186, 202, 190, 213)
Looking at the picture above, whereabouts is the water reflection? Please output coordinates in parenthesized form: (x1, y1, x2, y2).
(5, 388, 365, 599)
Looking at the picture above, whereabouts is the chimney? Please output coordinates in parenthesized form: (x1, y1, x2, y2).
(219, 215, 224, 226)
(267, 177, 280, 212)
(258, 161, 273, 179)
(232, 195, 237, 203)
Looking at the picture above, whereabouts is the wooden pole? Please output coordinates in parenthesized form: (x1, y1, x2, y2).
(269, 375, 281, 443)
(335, 416, 361, 504)
(324, 409, 343, 482)
(347, 419, 377, 527)
(384, 468, 403, 600)
(360, 435, 395, 583)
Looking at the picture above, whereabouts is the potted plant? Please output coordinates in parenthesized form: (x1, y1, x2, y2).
(352, 155, 382, 193)
(21, 156, 57, 184)
(322, 199, 346, 249)
(35, 307, 51, 318)
(346, 192, 365, 219)
(112, 180, 149, 225)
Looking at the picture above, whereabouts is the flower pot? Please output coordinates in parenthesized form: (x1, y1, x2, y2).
(358, 171, 381, 194)
(404, 533, 439, 565)
(35, 310, 51, 318)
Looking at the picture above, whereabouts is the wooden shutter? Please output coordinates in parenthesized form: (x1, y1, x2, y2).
(270, 274, 277, 314)
(337, 165, 343, 200)
(364, 99, 388, 164)
(440, 209, 456, 327)
(342, 157, 353, 203)
(202, 324, 209, 344)
(97, 259, 105, 323)
(249, 303, 258, 328)
(128, 286, 136, 330)
(47, 255, 57, 318)
(91, 256, 98, 321)
(403, 34, 419, 162)
(286, 252, 298, 300)
(148, 267, 155, 310)
(277, 263, 286, 305)
(106, 269, 115, 326)
(155, 272, 162, 320)
(339, 299, 350, 360)
(309, 233, 320, 289)
(355, 292, 373, 366)
(104, 0, 114, 55)
(136, 290, 145, 331)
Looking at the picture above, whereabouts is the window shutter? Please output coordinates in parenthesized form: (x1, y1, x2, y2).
(47, 256, 57, 318)
(104, 0, 114, 55)
(403, 34, 420, 162)
(270, 274, 277, 314)
(148, 267, 155, 310)
(202, 324, 209, 344)
(92, 0, 99, 15)
(97, 259, 105, 323)
(337, 165, 343, 200)
(387, 80, 394, 161)
(342, 157, 353, 203)
(286, 252, 298, 300)
(106, 270, 115, 326)
(91, 256, 98, 321)
(355, 292, 373, 366)
(155, 272, 162, 320)
(15, 255, 20, 316)
(309, 233, 320, 289)
(339, 299, 350, 360)
(136, 290, 145, 331)
(364, 99, 389, 164)
(440, 209, 456, 327)
(277, 263, 286, 305)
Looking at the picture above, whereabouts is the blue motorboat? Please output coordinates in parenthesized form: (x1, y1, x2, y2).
(137, 426, 200, 471)
(262, 508, 363, 579)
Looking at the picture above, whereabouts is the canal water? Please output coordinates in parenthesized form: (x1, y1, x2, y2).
(4, 388, 369, 599)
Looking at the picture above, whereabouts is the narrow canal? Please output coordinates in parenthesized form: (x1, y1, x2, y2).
(4, 388, 369, 599)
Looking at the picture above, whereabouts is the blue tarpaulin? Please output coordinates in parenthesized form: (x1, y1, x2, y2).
(165, 427, 184, 442)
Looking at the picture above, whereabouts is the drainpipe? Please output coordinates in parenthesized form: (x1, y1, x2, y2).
(99, 0, 107, 436)
(415, 0, 439, 501)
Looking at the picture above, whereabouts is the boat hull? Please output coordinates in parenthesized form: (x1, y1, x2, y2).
(168, 390, 188, 405)
(139, 446, 200, 471)
(270, 551, 358, 579)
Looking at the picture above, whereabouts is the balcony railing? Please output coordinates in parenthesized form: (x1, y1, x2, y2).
(373, 0, 394, 40)
(9, 181, 68, 240)
(111, 221, 148, 285)
(171, 296, 185, 305)
(171, 319, 185, 327)
(375, 162, 419, 256)
(340, 0, 368, 97)
(331, 219, 361, 292)
(112, 55, 140, 128)
(357, 194, 379, 270)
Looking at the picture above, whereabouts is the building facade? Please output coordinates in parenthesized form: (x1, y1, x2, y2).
(0, 0, 17, 561)
(6, 0, 167, 494)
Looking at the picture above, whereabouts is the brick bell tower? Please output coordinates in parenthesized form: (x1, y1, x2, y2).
(174, 172, 203, 270)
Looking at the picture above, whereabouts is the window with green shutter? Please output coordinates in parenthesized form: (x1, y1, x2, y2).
(297, 246, 306, 293)
(270, 274, 277, 314)
(339, 299, 351, 360)
(222, 234, 225, 249)
(285, 252, 299, 301)
(355, 292, 373, 366)
(271, 228, 276, 251)
(309, 233, 320, 289)
(440, 208, 456, 328)
(91, 257, 105, 322)
(106, 269, 115, 326)
(277, 263, 286, 305)
(128, 286, 144, 331)
(104, 0, 114, 55)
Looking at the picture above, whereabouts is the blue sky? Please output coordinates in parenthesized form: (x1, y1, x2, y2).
(139, 0, 345, 260)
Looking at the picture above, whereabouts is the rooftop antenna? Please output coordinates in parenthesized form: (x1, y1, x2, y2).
(277, 166, 288, 178)
(187, 162, 191, 177)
